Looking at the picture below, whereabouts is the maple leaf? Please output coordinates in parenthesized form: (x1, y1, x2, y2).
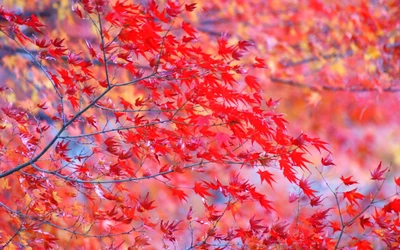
(321, 154, 335, 166)
(305, 136, 330, 153)
(119, 97, 134, 109)
(185, 3, 197, 12)
(245, 75, 261, 91)
(114, 112, 124, 123)
(34, 37, 51, 48)
(133, 235, 150, 247)
(186, 206, 193, 220)
(52, 191, 63, 204)
(118, 150, 132, 160)
(166, 0, 182, 17)
(217, 32, 234, 58)
(269, 221, 289, 239)
(288, 192, 299, 203)
(382, 198, 400, 214)
(340, 175, 359, 186)
(290, 150, 312, 171)
(249, 216, 265, 232)
(307, 208, 331, 231)
(257, 169, 276, 188)
(25, 14, 45, 33)
(104, 137, 121, 156)
(372, 208, 390, 229)
(298, 177, 316, 199)
(343, 188, 365, 206)
(280, 157, 298, 183)
(204, 202, 221, 221)
(346, 204, 358, 217)
(359, 215, 373, 229)
(50, 38, 65, 47)
(68, 95, 80, 110)
(137, 193, 157, 212)
(182, 21, 197, 37)
(160, 220, 181, 242)
(36, 101, 48, 110)
(266, 97, 280, 108)
(395, 177, 400, 187)
(353, 239, 373, 250)
(259, 196, 274, 213)
(231, 49, 244, 60)
(55, 140, 70, 155)
(192, 115, 211, 129)
(214, 132, 231, 148)
(85, 115, 98, 130)
(226, 201, 240, 220)
(193, 182, 213, 198)
(310, 195, 325, 207)
(329, 220, 341, 233)
(72, 6, 84, 19)
(370, 161, 387, 180)
(170, 187, 188, 202)
(238, 40, 254, 51)
(0, 178, 11, 190)
(253, 57, 267, 68)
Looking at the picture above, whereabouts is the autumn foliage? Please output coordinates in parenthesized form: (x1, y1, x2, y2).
(0, 0, 399, 249)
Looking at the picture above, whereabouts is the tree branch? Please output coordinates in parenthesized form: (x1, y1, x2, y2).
(270, 77, 400, 92)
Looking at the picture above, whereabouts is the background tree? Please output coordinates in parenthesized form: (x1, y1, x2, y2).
(0, 0, 399, 249)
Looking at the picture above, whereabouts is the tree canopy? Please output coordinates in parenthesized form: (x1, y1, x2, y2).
(0, 0, 399, 249)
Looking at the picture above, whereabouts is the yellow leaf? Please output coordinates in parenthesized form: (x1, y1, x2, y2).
(3, 242, 17, 250)
(391, 145, 400, 165)
(227, 201, 241, 219)
(52, 191, 63, 204)
(70, 202, 84, 216)
(350, 43, 359, 54)
(33, 204, 46, 214)
(330, 60, 346, 76)
(0, 178, 11, 190)
(82, 223, 92, 234)
(23, 194, 32, 206)
(54, 179, 65, 187)
(1, 55, 17, 71)
(365, 46, 380, 60)
(307, 92, 322, 107)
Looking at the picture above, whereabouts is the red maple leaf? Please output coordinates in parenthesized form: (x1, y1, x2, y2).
(370, 161, 387, 180)
(193, 182, 213, 198)
(298, 177, 316, 199)
(160, 220, 181, 242)
(214, 132, 231, 148)
(382, 198, 400, 213)
(85, 115, 98, 130)
(184, 3, 197, 12)
(137, 193, 157, 212)
(253, 57, 267, 68)
(257, 169, 276, 188)
(36, 101, 48, 110)
(321, 154, 335, 166)
(182, 21, 197, 37)
(329, 220, 341, 233)
(170, 187, 188, 202)
(340, 175, 359, 186)
(249, 215, 265, 231)
(359, 215, 373, 229)
(67, 95, 80, 110)
(353, 239, 373, 250)
(395, 177, 400, 187)
(343, 188, 365, 206)
(245, 75, 261, 91)
(120, 97, 134, 109)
